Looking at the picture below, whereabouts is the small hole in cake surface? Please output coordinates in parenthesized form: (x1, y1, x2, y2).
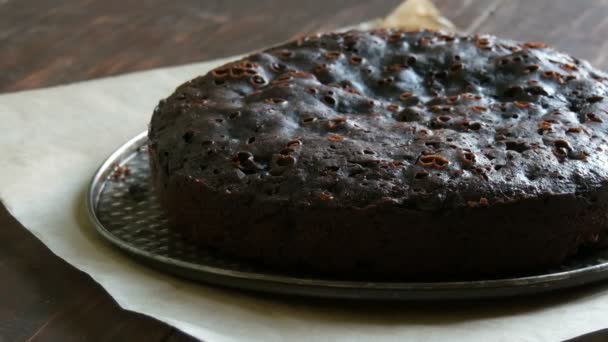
(387, 104, 400, 112)
(461, 151, 476, 166)
(414, 171, 429, 179)
(236, 151, 253, 162)
(505, 141, 530, 153)
(328, 134, 344, 142)
(527, 85, 549, 96)
(270, 63, 286, 72)
(587, 95, 604, 103)
(182, 130, 195, 143)
(469, 122, 482, 130)
(553, 146, 568, 160)
(213, 169, 219, 174)
(377, 77, 394, 86)
(278, 50, 294, 59)
(554, 139, 571, 150)
(400, 92, 413, 100)
(251, 75, 266, 85)
(267, 98, 287, 104)
(471, 106, 487, 113)
(363, 149, 375, 155)
(435, 70, 448, 79)
(271, 72, 291, 84)
(447, 95, 459, 103)
(212, 68, 229, 77)
(247, 137, 256, 144)
(323, 95, 336, 106)
(418, 154, 449, 169)
(567, 127, 583, 134)
(587, 113, 604, 123)
(350, 56, 363, 65)
(229, 111, 241, 119)
(324, 51, 341, 59)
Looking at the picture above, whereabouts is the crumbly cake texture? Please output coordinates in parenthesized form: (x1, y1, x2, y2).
(149, 30, 608, 279)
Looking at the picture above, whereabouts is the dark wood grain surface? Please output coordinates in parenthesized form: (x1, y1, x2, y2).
(1, 0, 608, 341)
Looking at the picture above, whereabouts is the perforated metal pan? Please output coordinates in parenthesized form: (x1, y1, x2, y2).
(86, 131, 608, 300)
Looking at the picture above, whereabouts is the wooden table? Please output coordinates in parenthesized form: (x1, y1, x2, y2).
(1, 0, 608, 340)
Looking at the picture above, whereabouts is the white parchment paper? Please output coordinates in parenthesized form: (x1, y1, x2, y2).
(1, 2, 608, 341)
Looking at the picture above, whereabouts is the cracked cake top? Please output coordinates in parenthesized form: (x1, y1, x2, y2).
(149, 29, 608, 210)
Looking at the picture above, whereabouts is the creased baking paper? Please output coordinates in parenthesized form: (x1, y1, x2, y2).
(1, 1, 607, 341)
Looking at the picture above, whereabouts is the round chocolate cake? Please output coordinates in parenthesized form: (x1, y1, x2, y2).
(149, 30, 608, 280)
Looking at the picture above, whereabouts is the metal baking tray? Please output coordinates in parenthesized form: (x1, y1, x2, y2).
(86, 131, 608, 300)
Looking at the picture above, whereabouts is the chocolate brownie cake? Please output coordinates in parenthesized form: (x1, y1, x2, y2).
(149, 30, 608, 280)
